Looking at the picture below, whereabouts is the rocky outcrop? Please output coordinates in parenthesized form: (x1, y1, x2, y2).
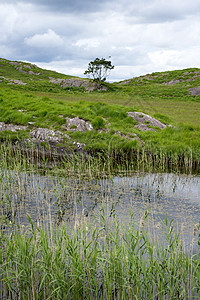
(7, 79, 27, 86)
(189, 86, 200, 96)
(127, 112, 166, 131)
(30, 128, 70, 143)
(0, 122, 27, 132)
(164, 79, 180, 85)
(49, 77, 107, 92)
(0, 76, 27, 86)
(62, 117, 94, 132)
(134, 124, 156, 132)
(9, 61, 40, 75)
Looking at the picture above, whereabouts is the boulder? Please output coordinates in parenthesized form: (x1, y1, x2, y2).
(127, 112, 166, 131)
(135, 124, 155, 132)
(0, 122, 27, 132)
(49, 77, 107, 92)
(189, 86, 200, 96)
(30, 128, 70, 143)
(63, 117, 94, 132)
(164, 79, 180, 85)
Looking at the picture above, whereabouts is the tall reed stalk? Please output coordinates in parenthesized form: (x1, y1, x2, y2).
(0, 211, 200, 299)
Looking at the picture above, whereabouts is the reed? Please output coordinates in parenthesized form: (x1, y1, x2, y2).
(0, 211, 200, 299)
(0, 143, 200, 299)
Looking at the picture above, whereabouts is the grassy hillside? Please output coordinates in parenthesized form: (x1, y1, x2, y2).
(0, 58, 200, 169)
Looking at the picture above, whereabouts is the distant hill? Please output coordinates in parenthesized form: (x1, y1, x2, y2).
(1, 57, 200, 96)
(0, 58, 98, 92)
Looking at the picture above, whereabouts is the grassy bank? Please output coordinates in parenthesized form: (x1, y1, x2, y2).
(0, 58, 200, 168)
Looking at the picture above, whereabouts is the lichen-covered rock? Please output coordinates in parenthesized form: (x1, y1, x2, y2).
(73, 141, 86, 150)
(0, 122, 27, 132)
(127, 112, 166, 131)
(49, 77, 107, 92)
(189, 86, 200, 96)
(164, 79, 180, 85)
(135, 124, 156, 132)
(30, 128, 70, 143)
(8, 79, 27, 86)
(63, 117, 94, 132)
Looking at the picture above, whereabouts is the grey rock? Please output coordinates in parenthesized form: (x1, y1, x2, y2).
(127, 112, 166, 130)
(164, 79, 180, 85)
(118, 79, 131, 85)
(64, 117, 94, 132)
(28, 71, 40, 75)
(0, 122, 6, 131)
(189, 86, 200, 96)
(0, 122, 27, 132)
(8, 79, 27, 86)
(98, 128, 110, 133)
(73, 141, 86, 150)
(23, 64, 32, 69)
(9, 62, 21, 66)
(49, 77, 107, 92)
(85, 121, 94, 131)
(30, 128, 70, 143)
(135, 124, 156, 132)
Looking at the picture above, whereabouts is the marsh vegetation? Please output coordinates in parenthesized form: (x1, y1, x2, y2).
(0, 144, 200, 299)
(0, 59, 200, 299)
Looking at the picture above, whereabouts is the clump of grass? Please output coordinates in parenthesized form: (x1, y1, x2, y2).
(91, 116, 106, 130)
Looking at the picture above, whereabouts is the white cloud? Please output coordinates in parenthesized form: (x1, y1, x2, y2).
(149, 47, 200, 70)
(0, 0, 200, 81)
(73, 39, 100, 49)
(25, 29, 64, 48)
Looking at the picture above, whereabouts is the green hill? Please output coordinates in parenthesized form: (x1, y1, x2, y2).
(0, 58, 200, 171)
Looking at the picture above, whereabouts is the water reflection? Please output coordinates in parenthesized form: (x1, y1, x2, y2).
(0, 170, 199, 248)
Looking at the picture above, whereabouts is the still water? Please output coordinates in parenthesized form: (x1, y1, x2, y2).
(0, 169, 200, 248)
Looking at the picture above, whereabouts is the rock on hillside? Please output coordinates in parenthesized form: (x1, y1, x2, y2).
(49, 77, 107, 92)
(30, 128, 70, 143)
(127, 112, 167, 131)
(189, 87, 200, 96)
(62, 117, 94, 132)
(0, 122, 27, 132)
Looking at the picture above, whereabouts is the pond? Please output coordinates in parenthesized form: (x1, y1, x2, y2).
(0, 168, 199, 250)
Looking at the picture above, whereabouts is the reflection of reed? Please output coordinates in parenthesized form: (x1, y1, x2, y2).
(0, 144, 200, 299)
(0, 151, 199, 237)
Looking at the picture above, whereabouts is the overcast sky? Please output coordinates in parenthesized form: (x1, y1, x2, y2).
(1, 0, 200, 81)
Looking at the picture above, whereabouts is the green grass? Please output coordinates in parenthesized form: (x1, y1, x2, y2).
(0, 58, 200, 167)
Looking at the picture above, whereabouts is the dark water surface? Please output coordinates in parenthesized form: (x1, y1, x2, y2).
(1, 169, 200, 249)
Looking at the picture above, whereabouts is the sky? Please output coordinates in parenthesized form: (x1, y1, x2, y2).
(1, 0, 200, 82)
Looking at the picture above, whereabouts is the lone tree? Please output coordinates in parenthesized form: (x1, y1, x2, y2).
(84, 57, 114, 88)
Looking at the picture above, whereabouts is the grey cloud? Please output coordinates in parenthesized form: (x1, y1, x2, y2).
(3, 0, 112, 13)
(118, 0, 200, 24)
(1, 0, 200, 81)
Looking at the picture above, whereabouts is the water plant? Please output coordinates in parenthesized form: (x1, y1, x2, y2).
(0, 209, 200, 299)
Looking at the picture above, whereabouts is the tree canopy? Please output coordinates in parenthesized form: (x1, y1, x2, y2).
(84, 57, 114, 88)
